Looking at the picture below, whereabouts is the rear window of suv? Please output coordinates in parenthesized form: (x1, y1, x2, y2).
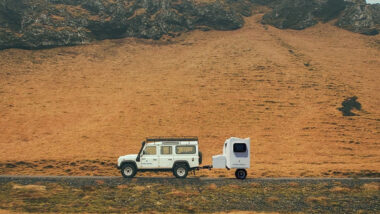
(176, 145, 196, 154)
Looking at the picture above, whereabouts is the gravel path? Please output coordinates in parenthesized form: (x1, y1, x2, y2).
(0, 175, 378, 187)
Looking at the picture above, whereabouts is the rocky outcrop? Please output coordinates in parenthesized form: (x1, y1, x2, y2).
(260, 0, 380, 35)
(336, 2, 380, 35)
(0, 0, 245, 49)
(261, 0, 347, 30)
(1, 0, 379, 50)
(261, 0, 319, 30)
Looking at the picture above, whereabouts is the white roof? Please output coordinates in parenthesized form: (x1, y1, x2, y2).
(146, 141, 198, 146)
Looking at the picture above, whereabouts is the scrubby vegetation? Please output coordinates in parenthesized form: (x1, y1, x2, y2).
(0, 180, 379, 213)
(338, 96, 362, 116)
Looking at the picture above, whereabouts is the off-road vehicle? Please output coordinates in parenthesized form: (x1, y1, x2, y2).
(117, 137, 202, 178)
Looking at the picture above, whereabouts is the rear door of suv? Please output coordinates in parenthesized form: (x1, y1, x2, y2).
(159, 145, 174, 169)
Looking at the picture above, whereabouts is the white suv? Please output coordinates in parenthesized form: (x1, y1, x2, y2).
(116, 137, 202, 178)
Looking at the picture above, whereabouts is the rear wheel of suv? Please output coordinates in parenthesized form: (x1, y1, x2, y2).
(121, 163, 137, 178)
(173, 164, 189, 178)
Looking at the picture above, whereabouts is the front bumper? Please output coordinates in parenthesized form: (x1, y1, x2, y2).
(116, 164, 120, 169)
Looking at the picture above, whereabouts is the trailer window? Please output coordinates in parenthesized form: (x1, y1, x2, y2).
(233, 143, 247, 153)
(176, 146, 196, 154)
(161, 146, 172, 155)
(143, 146, 156, 155)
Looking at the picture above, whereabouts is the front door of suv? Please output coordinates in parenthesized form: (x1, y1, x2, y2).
(140, 146, 159, 169)
(159, 145, 174, 169)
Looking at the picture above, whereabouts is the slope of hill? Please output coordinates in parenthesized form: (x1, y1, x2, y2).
(0, 13, 379, 177)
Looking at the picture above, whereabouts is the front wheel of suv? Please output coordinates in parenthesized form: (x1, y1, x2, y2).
(173, 164, 189, 178)
(121, 163, 137, 178)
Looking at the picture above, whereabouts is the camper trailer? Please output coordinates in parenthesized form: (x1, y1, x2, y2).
(212, 137, 250, 179)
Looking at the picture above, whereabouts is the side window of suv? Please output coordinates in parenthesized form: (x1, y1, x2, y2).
(143, 146, 157, 155)
(161, 146, 172, 155)
(176, 145, 196, 154)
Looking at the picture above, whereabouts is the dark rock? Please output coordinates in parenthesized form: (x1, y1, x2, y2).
(251, 0, 281, 8)
(261, 0, 347, 30)
(261, 0, 319, 30)
(370, 4, 380, 25)
(316, 0, 347, 22)
(260, 0, 380, 36)
(0, 0, 245, 50)
(227, 0, 255, 17)
(0, 0, 27, 31)
(336, 3, 379, 35)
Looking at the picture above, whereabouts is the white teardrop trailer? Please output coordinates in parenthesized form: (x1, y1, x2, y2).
(116, 136, 250, 179)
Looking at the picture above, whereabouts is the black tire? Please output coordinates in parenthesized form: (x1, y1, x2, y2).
(121, 163, 137, 178)
(235, 169, 247, 180)
(173, 164, 189, 178)
(198, 151, 203, 165)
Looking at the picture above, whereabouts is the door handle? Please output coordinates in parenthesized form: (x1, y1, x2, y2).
(153, 159, 157, 161)
(168, 158, 173, 160)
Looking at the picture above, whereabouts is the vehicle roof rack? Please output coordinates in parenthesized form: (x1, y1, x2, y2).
(146, 136, 198, 142)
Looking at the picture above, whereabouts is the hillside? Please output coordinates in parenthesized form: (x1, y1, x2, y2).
(0, 13, 379, 177)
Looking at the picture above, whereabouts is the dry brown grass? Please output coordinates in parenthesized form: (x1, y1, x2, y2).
(0, 13, 379, 177)
(287, 182, 299, 187)
(194, 0, 217, 4)
(250, 182, 261, 187)
(133, 186, 147, 191)
(168, 189, 188, 197)
(215, 212, 279, 214)
(228, 184, 240, 189)
(95, 180, 105, 185)
(0, 209, 28, 214)
(117, 184, 129, 189)
(50, 14, 65, 21)
(207, 183, 218, 190)
(306, 196, 328, 205)
(168, 189, 200, 197)
(12, 184, 46, 191)
(266, 196, 280, 203)
(53, 4, 91, 17)
(0, 180, 378, 213)
(330, 186, 351, 193)
(362, 182, 379, 191)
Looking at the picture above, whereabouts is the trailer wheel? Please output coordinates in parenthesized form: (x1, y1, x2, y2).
(121, 163, 137, 178)
(173, 164, 189, 178)
(235, 169, 247, 180)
